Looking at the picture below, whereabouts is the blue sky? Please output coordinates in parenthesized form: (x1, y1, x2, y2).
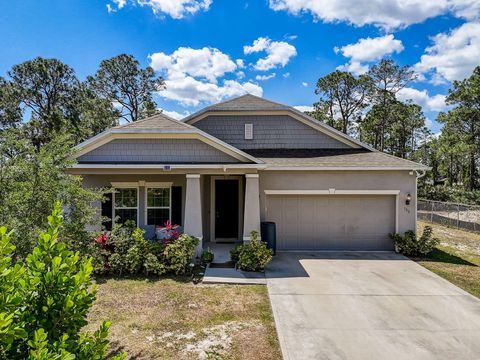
(0, 0, 479, 133)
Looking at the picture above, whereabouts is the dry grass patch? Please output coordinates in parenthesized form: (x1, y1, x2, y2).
(84, 277, 281, 359)
(416, 221, 480, 298)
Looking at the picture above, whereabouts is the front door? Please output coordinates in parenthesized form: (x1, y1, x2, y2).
(215, 179, 239, 240)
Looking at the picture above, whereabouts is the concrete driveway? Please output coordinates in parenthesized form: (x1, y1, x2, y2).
(266, 252, 480, 360)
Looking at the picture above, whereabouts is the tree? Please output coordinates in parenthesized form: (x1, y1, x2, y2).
(384, 101, 426, 158)
(312, 71, 370, 134)
(6, 58, 81, 149)
(71, 84, 120, 143)
(0, 77, 21, 129)
(441, 66, 480, 190)
(0, 204, 125, 359)
(0, 129, 103, 257)
(88, 54, 165, 123)
(364, 59, 417, 151)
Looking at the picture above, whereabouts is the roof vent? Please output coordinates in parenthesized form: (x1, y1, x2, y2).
(244, 123, 253, 140)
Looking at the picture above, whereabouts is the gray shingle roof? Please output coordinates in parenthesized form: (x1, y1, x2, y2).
(117, 113, 194, 130)
(245, 149, 428, 169)
(182, 95, 289, 121)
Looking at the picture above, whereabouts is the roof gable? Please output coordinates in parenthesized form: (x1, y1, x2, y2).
(73, 113, 263, 164)
(183, 94, 371, 150)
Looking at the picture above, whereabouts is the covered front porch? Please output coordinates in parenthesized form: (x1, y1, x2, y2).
(79, 170, 262, 251)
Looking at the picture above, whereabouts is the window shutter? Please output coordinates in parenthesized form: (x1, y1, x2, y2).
(171, 186, 182, 226)
(101, 193, 113, 231)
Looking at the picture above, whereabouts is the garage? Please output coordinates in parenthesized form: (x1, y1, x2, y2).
(265, 194, 397, 251)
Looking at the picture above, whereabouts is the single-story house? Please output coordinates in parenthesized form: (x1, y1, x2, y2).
(69, 94, 428, 251)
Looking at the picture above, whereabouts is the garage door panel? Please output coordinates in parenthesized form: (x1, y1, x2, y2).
(266, 194, 395, 251)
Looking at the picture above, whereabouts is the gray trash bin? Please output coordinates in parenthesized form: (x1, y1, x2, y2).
(261, 221, 276, 255)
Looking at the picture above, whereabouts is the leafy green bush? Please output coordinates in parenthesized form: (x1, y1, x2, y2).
(93, 223, 198, 277)
(161, 234, 199, 275)
(0, 202, 124, 359)
(236, 231, 273, 272)
(201, 248, 214, 264)
(390, 226, 440, 256)
(230, 244, 241, 263)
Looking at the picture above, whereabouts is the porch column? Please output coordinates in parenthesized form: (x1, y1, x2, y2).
(184, 174, 203, 252)
(243, 174, 261, 241)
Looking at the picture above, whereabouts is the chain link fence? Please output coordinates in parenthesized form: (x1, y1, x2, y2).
(418, 199, 480, 232)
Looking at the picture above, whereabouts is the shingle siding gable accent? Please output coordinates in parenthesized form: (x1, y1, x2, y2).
(193, 115, 351, 149)
(77, 138, 241, 163)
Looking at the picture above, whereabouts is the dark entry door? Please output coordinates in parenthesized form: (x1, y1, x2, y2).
(215, 179, 239, 239)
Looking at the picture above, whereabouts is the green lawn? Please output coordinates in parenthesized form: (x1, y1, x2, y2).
(84, 277, 281, 360)
(417, 220, 480, 298)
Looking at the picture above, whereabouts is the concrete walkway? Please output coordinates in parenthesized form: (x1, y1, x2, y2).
(266, 252, 480, 360)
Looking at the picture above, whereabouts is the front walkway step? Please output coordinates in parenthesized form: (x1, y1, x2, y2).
(203, 266, 266, 285)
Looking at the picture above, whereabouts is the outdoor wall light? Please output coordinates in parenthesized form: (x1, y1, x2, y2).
(405, 193, 411, 205)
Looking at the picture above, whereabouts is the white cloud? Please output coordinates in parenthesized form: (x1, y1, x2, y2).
(283, 72, 290, 78)
(302, 82, 308, 87)
(150, 47, 237, 83)
(244, 37, 297, 71)
(414, 22, 480, 84)
(255, 73, 276, 81)
(107, 0, 126, 12)
(397, 87, 447, 112)
(236, 59, 245, 68)
(160, 109, 191, 120)
(335, 34, 404, 75)
(268, 0, 480, 30)
(236, 71, 245, 79)
(149, 47, 263, 106)
(294, 105, 314, 112)
(337, 61, 369, 75)
(107, 0, 211, 18)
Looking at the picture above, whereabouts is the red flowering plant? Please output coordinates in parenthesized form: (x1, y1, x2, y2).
(157, 220, 182, 245)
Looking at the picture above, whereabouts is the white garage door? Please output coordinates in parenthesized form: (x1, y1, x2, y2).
(266, 195, 396, 251)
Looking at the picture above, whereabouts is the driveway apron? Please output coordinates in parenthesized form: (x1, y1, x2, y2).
(266, 252, 480, 360)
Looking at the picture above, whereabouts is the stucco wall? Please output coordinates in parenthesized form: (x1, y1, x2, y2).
(77, 138, 240, 163)
(258, 170, 417, 234)
(193, 115, 351, 149)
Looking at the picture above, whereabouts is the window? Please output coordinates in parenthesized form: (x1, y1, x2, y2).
(113, 188, 138, 225)
(244, 123, 253, 139)
(146, 187, 171, 227)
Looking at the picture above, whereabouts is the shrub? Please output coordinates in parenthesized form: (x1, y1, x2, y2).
(93, 222, 198, 277)
(201, 248, 214, 264)
(162, 234, 199, 275)
(236, 231, 273, 272)
(143, 253, 165, 276)
(230, 244, 241, 263)
(390, 226, 440, 256)
(0, 202, 125, 359)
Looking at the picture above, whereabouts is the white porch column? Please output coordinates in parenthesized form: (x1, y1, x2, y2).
(243, 174, 261, 241)
(184, 174, 203, 252)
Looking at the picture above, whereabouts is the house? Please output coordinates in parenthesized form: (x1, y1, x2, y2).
(69, 94, 428, 251)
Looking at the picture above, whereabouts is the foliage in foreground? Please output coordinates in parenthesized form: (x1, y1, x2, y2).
(93, 221, 199, 276)
(0, 202, 124, 359)
(390, 226, 440, 257)
(234, 231, 273, 272)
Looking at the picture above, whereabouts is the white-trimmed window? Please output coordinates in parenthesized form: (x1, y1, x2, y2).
(113, 187, 138, 225)
(146, 187, 171, 227)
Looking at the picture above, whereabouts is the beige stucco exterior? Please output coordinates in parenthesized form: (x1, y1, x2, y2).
(258, 170, 417, 235)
